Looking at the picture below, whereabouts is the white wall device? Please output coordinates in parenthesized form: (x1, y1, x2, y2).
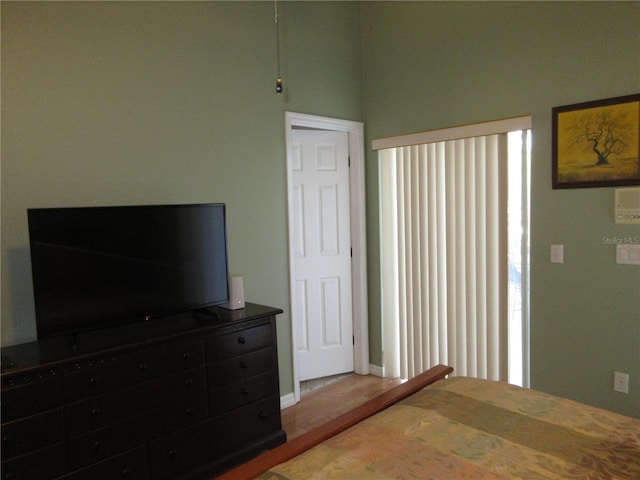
(615, 187, 640, 224)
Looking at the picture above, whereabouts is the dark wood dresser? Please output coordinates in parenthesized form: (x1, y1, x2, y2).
(1, 303, 286, 480)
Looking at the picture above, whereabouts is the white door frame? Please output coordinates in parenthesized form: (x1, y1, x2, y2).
(285, 112, 369, 404)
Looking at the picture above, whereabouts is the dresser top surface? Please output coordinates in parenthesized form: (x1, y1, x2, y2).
(1, 303, 283, 376)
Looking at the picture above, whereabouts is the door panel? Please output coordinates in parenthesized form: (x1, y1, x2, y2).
(291, 130, 353, 381)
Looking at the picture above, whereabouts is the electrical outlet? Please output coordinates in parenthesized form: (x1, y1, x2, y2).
(613, 371, 629, 394)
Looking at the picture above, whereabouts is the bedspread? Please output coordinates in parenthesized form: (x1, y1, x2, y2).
(259, 377, 640, 479)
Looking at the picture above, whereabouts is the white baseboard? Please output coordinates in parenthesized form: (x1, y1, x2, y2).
(368, 364, 385, 378)
(280, 392, 296, 410)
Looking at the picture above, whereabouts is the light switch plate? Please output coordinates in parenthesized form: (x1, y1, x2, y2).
(616, 244, 640, 265)
(550, 244, 564, 263)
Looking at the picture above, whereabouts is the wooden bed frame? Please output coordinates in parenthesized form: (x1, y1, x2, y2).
(216, 364, 453, 480)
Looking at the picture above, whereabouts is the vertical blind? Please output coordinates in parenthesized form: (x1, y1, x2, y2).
(376, 117, 531, 381)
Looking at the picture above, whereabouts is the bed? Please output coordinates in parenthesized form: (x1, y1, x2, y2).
(217, 365, 640, 480)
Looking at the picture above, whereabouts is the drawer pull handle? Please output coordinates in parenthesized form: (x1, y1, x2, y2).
(138, 363, 147, 371)
(237, 337, 246, 344)
(184, 379, 193, 387)
(89, 377, 98, 384)
(182, 352, 191, 360)
(91, 407, 101, 416)
(168, 448, 178, 457)
(120, 467, 131, 477)
(241, 387, 250, 396)
(185, 407, 195, 415)
(258, 411, 268, 420)
(239, 361, 248, 369)
(2, 435, 11, 444)
(93, 441, 103, 450)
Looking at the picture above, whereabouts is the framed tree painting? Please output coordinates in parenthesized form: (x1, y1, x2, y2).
(552, 94, 640, 188)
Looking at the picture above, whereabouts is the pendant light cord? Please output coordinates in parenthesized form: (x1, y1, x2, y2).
(275, 0, 282, 94)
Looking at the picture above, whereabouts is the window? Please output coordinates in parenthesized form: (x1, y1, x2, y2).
(375, 117, 531, 385)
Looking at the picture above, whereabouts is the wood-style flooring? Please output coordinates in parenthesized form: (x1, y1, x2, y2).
(280, 374, 404, 440)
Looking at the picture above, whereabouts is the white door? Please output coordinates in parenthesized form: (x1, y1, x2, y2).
(291, 129, 354, 381)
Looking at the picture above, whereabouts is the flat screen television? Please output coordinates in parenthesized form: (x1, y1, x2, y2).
(27, 203, 229, 340)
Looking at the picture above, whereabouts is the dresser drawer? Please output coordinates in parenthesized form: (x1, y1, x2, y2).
(68, 391, 208, 472)
(0, 441, 68, 480)
(209, 371, 278, 415)
(64, 340, 205, 402)
(68, 416, 146, 470)
(152, 365, 206, 403)
(206, 322, 273, 360)
(148, 421, 215, 480)
(58, 446, 148, 480)
(1, 375, 64, 422)
(141, 392, 208, 439)
(148, 395, 281, 479)
(64, 351, 166, 404)
(162, 340, 205, 374)
(64, 357, 125, 403)
(66, 366, 206, 435)
(116, 340, 205, 385)
(216, 395, 282, 452)
(208, 347, 275, 387)
(1, 408, 66, 459)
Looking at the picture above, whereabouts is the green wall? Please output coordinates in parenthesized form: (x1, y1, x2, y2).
(361, 1, 639, 418)
(0, 1, 363, 397)
(2, 1, 638, 418)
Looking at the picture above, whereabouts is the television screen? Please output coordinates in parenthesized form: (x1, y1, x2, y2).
(27, 203, 229, 339)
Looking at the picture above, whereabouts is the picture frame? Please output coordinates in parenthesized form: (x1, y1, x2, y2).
(552, 93, 640, 189)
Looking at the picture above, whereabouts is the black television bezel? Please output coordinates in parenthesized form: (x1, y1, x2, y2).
(27, 203, 230, 340)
